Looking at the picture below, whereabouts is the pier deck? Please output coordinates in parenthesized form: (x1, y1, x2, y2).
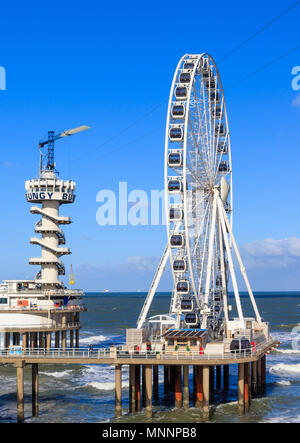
(0, 339, 277, 365)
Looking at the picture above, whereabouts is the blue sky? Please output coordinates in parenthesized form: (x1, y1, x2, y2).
(0, 0, 300, 291)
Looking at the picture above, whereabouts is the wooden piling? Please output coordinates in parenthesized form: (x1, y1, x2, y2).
(129, 365, 136, 413)
(15, 360, 25, 423)
(22, 333, 27, 351)
(142, 365, 146, 407)
(257, 357, 262, 395)
(195, 366, 203, 408)
(62, 331, 66, 350)
(238, 363, 245, 415)
(70, 329, 74, 348)
(244, 362, 249, 413)
(135, 365, 141, 412)
(251, 361, 257, 398)
(174, 365, 182, 408)
(183, 365, 189, 410)
(153, 365, 159, 402)
(202, 366, 210, 421)
(115, 364, 122, 418)
(46, 332, 51, 351)
(32, 363, 39, 417)
(145, 365, 152, 419)
(5, 332, 10, 348)
(55, 331, 60, 348)
(261, 354, 266, 393)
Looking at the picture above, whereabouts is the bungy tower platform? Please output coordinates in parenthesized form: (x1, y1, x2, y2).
(0, 126, 90, 352)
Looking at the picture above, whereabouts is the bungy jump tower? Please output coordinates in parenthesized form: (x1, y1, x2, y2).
(135, 53, 270, 352)
(0, 126, 89, 351)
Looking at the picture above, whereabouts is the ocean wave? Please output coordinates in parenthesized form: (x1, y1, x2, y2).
(270, 363, 300, 375)
(276, 380, 291, 386)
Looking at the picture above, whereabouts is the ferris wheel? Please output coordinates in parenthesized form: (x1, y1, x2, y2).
(137, 54, 261, 335)
(165, 53, 232, 332)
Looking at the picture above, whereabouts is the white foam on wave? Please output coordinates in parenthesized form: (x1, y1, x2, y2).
(80, 335, 108, 344)
(40, 370, 73, 378)
(270, 363, 300, 375)
(276, 380, 291, 386)
(83, 380, 129, 391)
(276, 349, 300, 354)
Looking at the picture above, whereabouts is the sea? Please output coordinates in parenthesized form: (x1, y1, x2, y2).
(0, 292, 300, 423)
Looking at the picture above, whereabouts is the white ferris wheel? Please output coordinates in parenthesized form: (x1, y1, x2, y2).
(137, 54, 261, 336)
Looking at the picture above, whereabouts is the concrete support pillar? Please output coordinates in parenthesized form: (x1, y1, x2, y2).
(153, 365, 159, 402)
(164, 365, 169, 395)
(183, 365, 189, 410)
(216, 365, 221, 390)
(223, 365, 229, 392)
(75, 313, 80, 348)
(195, 366, 203, 408)
(238, 363, 245, 415)
(174, 365, 182, 408)
(251, 361, 257, 398)
(55, 331, 60, 348)
(13, 332, 17, 345)
(46, 332, 51, 351)
(22, 333, 27, 351)
(30, 333, 37, 350)
(142, 365, 146, 408)
(244, 362, 250, 413)
(15, 361, 25, 423)
(257, 357, 262, 395)
(62, 331, 67, 350)
(129, 365, 136, 414)
(32, 363, 39, 417)
(145, 365, 152, 419)
(70, 329, 74, 348)
(39, 332, 44, 349)
(202, 366, 210, 421)
(75, 328, 79, 348)
(5, 332, 10, 348)
(115, 364, 122, 418)
(135, 365, 141, 412)
(261, 354, 266, 393)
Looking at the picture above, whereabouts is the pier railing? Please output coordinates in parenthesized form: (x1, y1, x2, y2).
(0, 340, 276, 361)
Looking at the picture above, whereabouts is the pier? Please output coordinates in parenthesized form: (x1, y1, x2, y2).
(0, 339, 277, 422)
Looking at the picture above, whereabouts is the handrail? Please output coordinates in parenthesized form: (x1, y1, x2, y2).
(0, 339, 276, 360)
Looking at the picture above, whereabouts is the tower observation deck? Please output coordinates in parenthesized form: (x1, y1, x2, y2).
(26, 171, 75, 288)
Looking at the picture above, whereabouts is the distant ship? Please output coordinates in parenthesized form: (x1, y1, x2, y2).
(103, 289, 110, 293)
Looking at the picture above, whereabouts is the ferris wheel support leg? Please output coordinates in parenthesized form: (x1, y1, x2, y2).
(218, 218, 229, 332)
(137, 245, 169, 329)
(202, 193, 218, 328)
(217, 197, 262, 324)
(216, 193, 245, 329)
